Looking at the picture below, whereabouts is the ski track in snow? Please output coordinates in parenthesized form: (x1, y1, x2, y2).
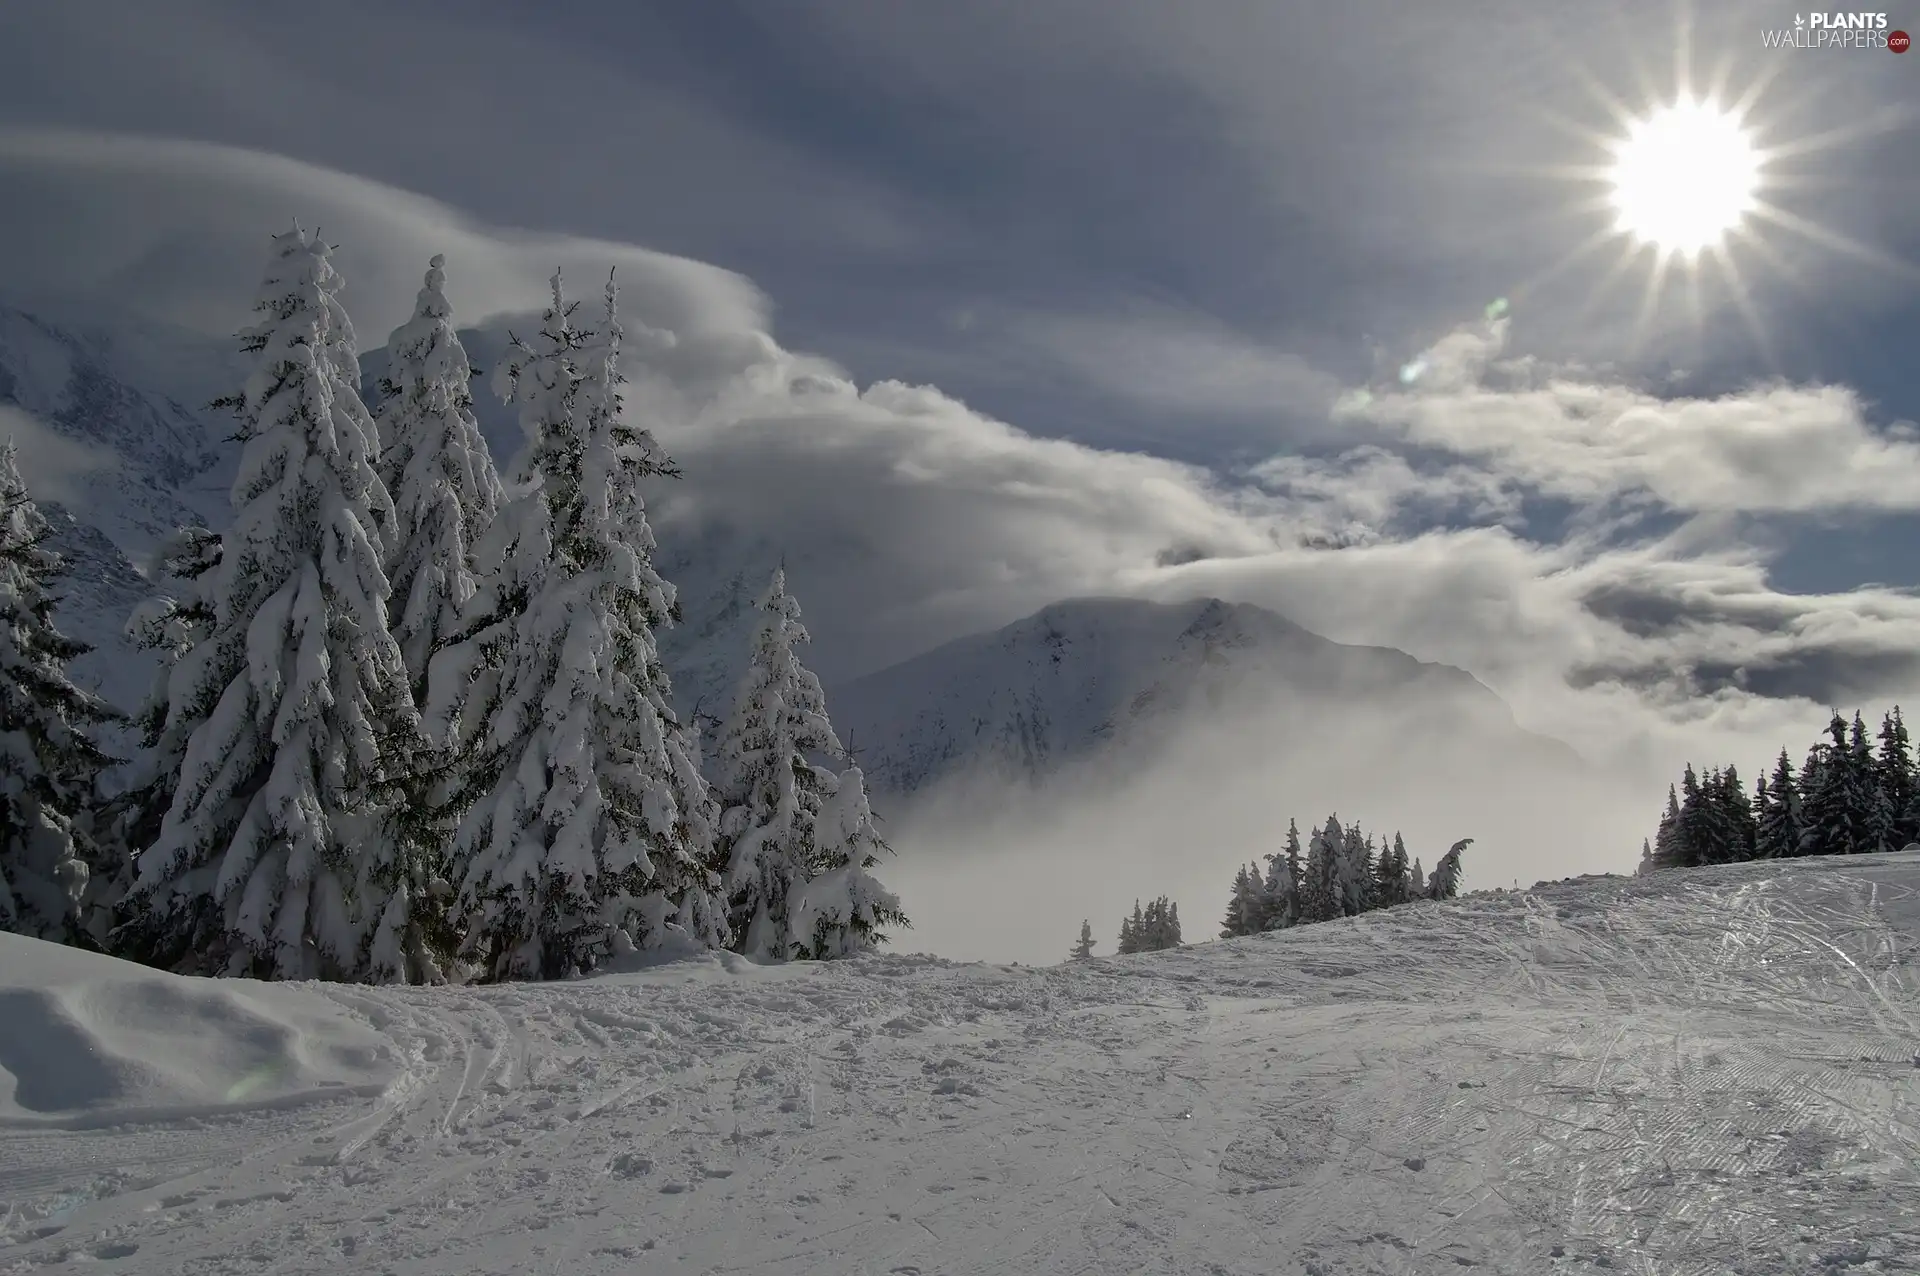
(3, 853, 1918, 1275)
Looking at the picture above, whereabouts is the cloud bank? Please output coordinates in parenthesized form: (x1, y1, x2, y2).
(0, 131, 1915, 953)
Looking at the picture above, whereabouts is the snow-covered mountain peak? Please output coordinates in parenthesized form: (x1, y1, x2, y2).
(825, 595, 1564, 797)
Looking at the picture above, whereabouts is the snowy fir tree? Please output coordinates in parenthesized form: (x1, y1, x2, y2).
(787, 764, 907, 958)
(1800, 714, 1868, 857)
(1264, 817, 1304, 930)
(714, 569, 843, 960)
(1070, 918, 1095, 960)
(1333, 824, 1374, 917)
(444, 270, 723, 981)
(1220, 862, 1263, 938)
(1116, 896, 1181, 952)
(120, 227, 423, 982)
(1425, 838, 1472, 900)
(0, 444, 116, 946)
(99, 527, 222, 933)
(1372, 832, 1411, 908)
(374, 254, 504, 705)
(1643, 706, 1920, 871)
(1298, 817, 1342, 924)
(1875, 709, 1915, 846)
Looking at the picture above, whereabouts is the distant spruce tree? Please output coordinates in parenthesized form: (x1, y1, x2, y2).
(1070, 918, 1095, 960)
(1754, 750, 1800, 859)
(1875, 709, 1915, 846)
(1298, 817, 1342, 923)
(1221, 863, 1263, 938)
(1646, 704, 1919, 871)
(1425, 838, 1472, 900)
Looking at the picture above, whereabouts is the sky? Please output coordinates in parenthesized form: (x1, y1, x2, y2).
(0, 0, 1917, 932)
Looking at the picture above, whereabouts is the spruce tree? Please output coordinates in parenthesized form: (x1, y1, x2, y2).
(1118, 899, 1144, 954)
(1299, 816, 1342, 923)
(445, 271, 723, 980)
(1755, 749, 1800, 859)
(0, 444, 116, 945)
(1425, 838, 1472, 899)
(714, 569, 842, 960)
(1800, 714, 1864, 857)
(788, 764, 908, 958)
(123, 227, 421, 980)
(1261, 829, 1301, 931)
(1070, 918, 1095, 960)
(1407, 856, 1425, 899)
(361, 258, 507, 985)
(375, 254, 504, 705)
(1372, 831, 1410, 907)
(1854, 712, 1895, 854)
(1221, 863, 1262, 938)
(1674, 764, 1706, 868)
(1645, 784, 1683, 872)
(1875, 709, 1915, 847)
(101, 527, 221, 943)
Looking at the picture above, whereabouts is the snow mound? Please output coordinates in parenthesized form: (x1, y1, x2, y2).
(0, 934, 394, 1128)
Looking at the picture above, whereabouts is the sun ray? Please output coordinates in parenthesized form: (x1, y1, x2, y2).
(1706, 242, 1777, 372)
(1572, 241, 1656, 330)
(1626, 246, 1676, 358)
(1757, 106, 1918, 164)
(1745, 202, 1920, 279)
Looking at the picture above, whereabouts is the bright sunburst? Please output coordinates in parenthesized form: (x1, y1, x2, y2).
(1607, 97, 1760, 257)
(1498, 24, 1920, 370)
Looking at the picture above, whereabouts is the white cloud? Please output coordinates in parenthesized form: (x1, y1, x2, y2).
(0, 404, 117, 505)
(0, 128, 770, 344)
(1008, 306, 1344, 422)
(1340, 319, 1920, 517)
(1, 134, 1915, 932)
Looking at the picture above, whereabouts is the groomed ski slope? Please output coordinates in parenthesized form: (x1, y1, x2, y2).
(3, 852, 1916, 1275)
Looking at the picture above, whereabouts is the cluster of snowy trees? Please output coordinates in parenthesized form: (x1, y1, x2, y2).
(0, 226, 905, 982)
(1220, 816, 1471, 938)
(1640, 708, 1920, 872)
(1062, 818, 1472, 962)
(1116, 896, 1182, 953)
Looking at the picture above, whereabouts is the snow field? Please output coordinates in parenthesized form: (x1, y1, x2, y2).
(2, 850, 1917, 1275)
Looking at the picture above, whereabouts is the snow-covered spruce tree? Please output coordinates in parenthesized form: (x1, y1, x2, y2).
(1133, 895, 1181, 950)
(714, 568, 841, 959)
(788, 763, 908, 958)
(1372, 831, 1410, 909)
(375, 254, 504, 703)
(1875, 708, 1915, 846)
(447, 271, 723, 981)
(1852, 712, 1896, 855)
(1642, 783, 1683, 873)
(100, 526, 221, 944)
(1262, 818, 1304, 930)
(1753, 750, 1799, 859)
(1070, 917, 1095, 960)
(1799, 714, 1866, 857)
(1221, 862, 1262, 938)
(0, 444, 116, 945)
(1333, 825, 1374, 916)
(1117, 900, 1143, 954)
(1425, 838, 1472, 900)
(122, 227, 423, 980)
(1298, 816, 1341, 924)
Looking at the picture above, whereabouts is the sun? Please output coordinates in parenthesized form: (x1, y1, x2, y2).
(1607, 97, 1760, 257)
